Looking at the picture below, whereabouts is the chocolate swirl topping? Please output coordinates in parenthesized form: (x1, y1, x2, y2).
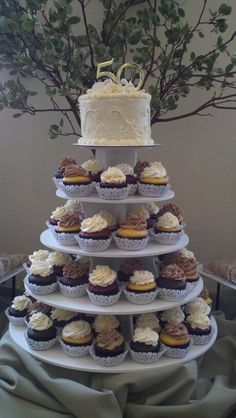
(177, 257, 198, 272)
(63, 260, 87, 279)
(27, 301, 50, 315)
(158, 204, 183, 222)
(59, 157, 76, 173)
(161, 321, 189, 339)
(160, 263, 186, 281)
(96, 329, 124, 350)
(134, 160, 150, 177)
(58, 213, 81, 228)
(121, 213, 147, 231)
(63, 164, 88, 177)
(120, 258, 143, 274)
(160, 251, 181, 265)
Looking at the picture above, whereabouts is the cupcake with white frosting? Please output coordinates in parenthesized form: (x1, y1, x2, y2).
(135, 313, 160, 333)
(75, 214, 112, 252)
(27, 261, 58, 295)
(184, 297, 211, 317)
(47, 251, 72, 277)
(160, 306, 185, 328)
(25, 312, 58, 350)
(82, 159, 103, 183)
(130, 327, 161, 363)
(50, 308, 78, 329)
(124, 270, 158, 304)
(26, 249, 50, 270)
(60, 320, 93, 357)
(116, 163, 137, 195)
(98, 210, 118, 232)
(93, 315, 120, 335)
(151, 212, 183, 244)
(138, 162, 169, 197)
(6, 295, 32, 326)
(96, 166, 129, 199)
(87, 265, 121, 306)
(184, 313, 212, 345)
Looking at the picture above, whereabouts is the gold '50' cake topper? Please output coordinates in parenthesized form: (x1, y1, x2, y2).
(96, 58, 144, 91)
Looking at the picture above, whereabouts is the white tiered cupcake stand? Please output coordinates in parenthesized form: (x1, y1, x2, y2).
(9, 146, 217, 372)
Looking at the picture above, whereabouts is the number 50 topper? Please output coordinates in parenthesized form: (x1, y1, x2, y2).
(96, 58, 144, 91)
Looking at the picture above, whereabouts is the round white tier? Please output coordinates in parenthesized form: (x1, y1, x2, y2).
(9, 317, 217, 373)
(24, 277, 203, 315)
(40, 229, 189, 258)
(56, 188, 175, 203)
(198, 264, 236, 291)
(73, 143, 160, 149)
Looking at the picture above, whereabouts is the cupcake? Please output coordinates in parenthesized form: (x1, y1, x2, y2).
(124, 270, 158, 304)
(26, 312, 58, 350)
(98, 210, 118, 232)
(48, 205, 69, 227)
(151, 212, 182, 244)
(64, 199, 85, 217)
(184, 297, 211, 317)
(6, 295, 32, 326)
(47, 251, 72, 277)
(184, 314, 212, 344)
(130, 327, 161, 363)
(160, 306, 185, 328)
(158, 204, 184, 226)
(96, 167, 128, 200)
(135, 313, 161, 333)
(114, 212, 149, 251)
(93, 315, 120, 335)
(116, 163, 137, 195)
(58, 260, 89, 297)
(81, 159, 103, 183)
(59, 320, 93, 357)
(157, 264, 187, 301)
(200, 287, 213, 306)
(91, 329, 127, 366)
(27, 261, 58, 295)
(54, 213, 81, 246)
(27, 249, 50, 269)
(160, 321, 191, 357)
(158, 251, 181, 265)
(176, 252, 199, 283)
(75, 214, 112, 252)
(61, 164, 93, 197)
(129, 206, 150, 222)
(146, 202, 160, 229)
(50, 308, 78, 329)
(134, 160, 149, 178)
(117, 258, 143, 285)
(26, 300, 52, 324)
(52, 156, 76, 189)
(138, 162, 169, 197)
(87, 265, 121, 306)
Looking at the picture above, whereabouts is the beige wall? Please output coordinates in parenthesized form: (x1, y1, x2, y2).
(0, 0, 235, 262)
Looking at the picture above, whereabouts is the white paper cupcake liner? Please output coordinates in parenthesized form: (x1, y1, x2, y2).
(138, 182, 169, 197)
(129, 346, 166, 364)
(86, 288, 122, 306)
(5, 309, 26, 327)
(161, 340, 192, 358)
(113, 233, 149, 251)
(51, 229, 78, 246)
(23, 263, 30, 274)
(90, 344, 128, 367)
(25, 332, 58, 351)
(150, 228, 183, 245)
(59, 338, 92, 357)
(60, 182, 94, 197)
(25, 277, 58, 295)
(158, 283, 193, 302)
(123, 288, 159, 304)
(128, 183, 138, 195)
(95, 184, 129, 200)
(75, 235, 112, 252)
(52, 176, 63, 190)
(188, 329, 213, 345)
(58, 281, 87, 297)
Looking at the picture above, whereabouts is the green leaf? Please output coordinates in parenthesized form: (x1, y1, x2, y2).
(219, 4, 232, 16)
(178, 8, 185, 17)
(12, 113, 22, 118)
(59, 118, 64, 127)
(67, 16, 80, 25)
(173, 49, 183, 58)
(22, 19, 34, 32)
(198, 31, 204, 38)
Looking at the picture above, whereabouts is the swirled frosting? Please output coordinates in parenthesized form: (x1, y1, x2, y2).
(160, 264, 186, 281)
(121, 213, 147, 231)
(58, 157, 76, 172)
(29, 312, 53, 330)
(58, 213, 81, 228)
(96, 329, 124, 350)
(116, 163, 135, 176)
(12, 295, 32, 311)
(28, 301, 50, 315)
(156, 212, 180, 230)
(64, 200, 84, 216)
(136, 314, 160, 331)
(98, 210, 117, 229)
(140, 162, 167, 179)
(89, 265, 117, 287)
(184, 297, 211, 316)
(132, 327, 159, 346)
(158, 204, 183, 222)
(147, 202, 160, 215)
(186, 313, 211, 330)
(86, 79, 143, 96)
(120, 258, 143, 274)
(130, 207, 149, 220)
(177, 257, 198, 279)
(63, 164, 88, 177)
(160, 307, 185, 323)
(47, 251, 72, 266)
(134, 160, 149, 177)
(161, 321, 189, 339)
(130, 270, 155, 285)
(29, 250, 50, 263)
(101, 167, 126, 184)
(62, 320, 91, 339)
(93, 315, 119, 333)
(50, 308, 77, 322)
(81, 214, 108, 233)
(50, 206, 68, 221)
(63, 260, 87, 279)
(29, 261, 53, 277)
(180, 248, 196, 260)
(82, 159, 102, 174)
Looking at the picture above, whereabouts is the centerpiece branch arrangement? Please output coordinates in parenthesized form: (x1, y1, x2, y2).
(0, 0, 235, 138)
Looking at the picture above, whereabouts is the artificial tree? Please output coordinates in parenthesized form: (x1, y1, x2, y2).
(0, 0, 235, 139)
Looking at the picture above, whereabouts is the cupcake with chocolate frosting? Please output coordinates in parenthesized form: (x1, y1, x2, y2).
(114, 212, 149, 251)
(117, 258, 143, 285)
(130, 327, 161, 363)
(75, 214, 112, 252)
(52, 156, 76, 189)
(25, 300, 52, 324)
(138, 162, 169, 197)
(160, 321, 191, 357)
(81, 159, 102, 182)
(116, 163, 137, 195)
(157, 264, 187, 301)
(6, 295, 32, 326)
(176, 253, 199, 283)
(146, 202, 160, 229)
(151, 212, 183, 244)
(60, 320, 93, 356)
(96, 166, 129, 200)
(184, 314, 212, 344)
(158, 203, 184, 225)
(124, 270, 158, 304)
(58, 260, 89, 297)
(26, 312, 58, 350)
(54, 212, 81, 246)
(91, 329, 127, 366)
(27, 261, 58, 295)
(93, 315, 120, 336)
(61, 164, 93, 197)
(87, 265, 121, 306)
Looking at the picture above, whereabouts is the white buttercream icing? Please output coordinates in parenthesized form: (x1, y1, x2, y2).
(180, 248, 196, 259)
(82, 159, 102, 174)
(156, 212, 180, 229)
(160, 307, 185, 323)
(29, 261, 53, 277)
(89, 265, 117, 287)
(85, 79, 144, 96)
(146, 202, 160, 215)
(185, 298, 211, 316)
(47, 251, 72, 266)
(62, 320, 91, 339)
(187, 313, 211, 330)
(50, 308, 77, 322)
(93, 315, 119, 333)
(81, 214, 108, 233)
(98, 210, 116, 229)
(130, 270, 155, 285)
(12, 295, 32, 311)
(29, 312, 53, 330)
(51, 206, 68, 220)
(140, 162, 167, 179)
(29, 250, 50, 263)
(132, 327, 159, 346)
(116, 163, 134, 176)
(136, 314, 160, 331)
(64, 200, 82, 213)
(101, 167, 126, 184)
(130, 206, 149, 220)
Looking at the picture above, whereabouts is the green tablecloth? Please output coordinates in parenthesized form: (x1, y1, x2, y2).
(0, 312, 236, 418)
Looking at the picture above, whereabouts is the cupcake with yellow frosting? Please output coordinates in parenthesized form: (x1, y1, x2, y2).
(114, 212, 149, 251)
(160, 321, 191, 357)
(184, 314, 212, 345)
(54, 212, 81, 246)
(60, 320, 93, 357)
(151, 212, 183, 244)
(91, 329, 127, 366)
(52, 156, 76, 190)
(124, 270, 158, 304)
(27, 261, 58, 295)
(61, 164, 93, 197)
(75, 214, 112, 252)
(81, 159, 103, 183)
(130, 327, 162, 363)
(138, 162, 169, 197)
(87, 265, 121, 306)
(96, 166, 129, 200)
